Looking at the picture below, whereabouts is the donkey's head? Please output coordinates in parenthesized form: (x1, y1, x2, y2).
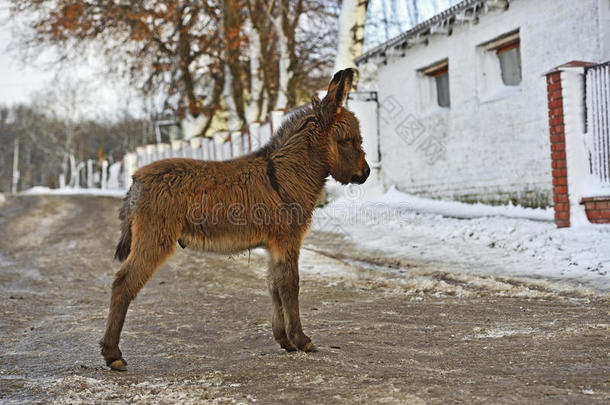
(317, 68, 370, 185)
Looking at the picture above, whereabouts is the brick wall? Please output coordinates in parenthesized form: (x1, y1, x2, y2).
(581, 197, 610, 223)
(546, 72, 570, 227)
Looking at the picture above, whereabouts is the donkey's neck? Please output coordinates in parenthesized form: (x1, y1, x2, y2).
(270, 131, 329, 208)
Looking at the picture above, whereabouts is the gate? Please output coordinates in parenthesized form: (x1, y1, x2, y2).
(585, 62, 610, 190)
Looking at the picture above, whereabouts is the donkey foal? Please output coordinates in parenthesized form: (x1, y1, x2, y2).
(100, 68, 370, 370)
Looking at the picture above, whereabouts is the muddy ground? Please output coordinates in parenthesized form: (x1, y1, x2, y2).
(0, 195, 608, 404)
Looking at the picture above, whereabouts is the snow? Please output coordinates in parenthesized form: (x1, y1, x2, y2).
(471, 327, 536, 339)
(182, 113, 209, 140)
(326, 184, 553, 221)
(30, 373, 242, 404)
(583, 176, 610, 199)
(21, 186, 125, 198)
(313, 185, 610, 291)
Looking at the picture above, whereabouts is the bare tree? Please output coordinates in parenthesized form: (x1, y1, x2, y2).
(9, 0, 225, 134)
(9, 0, 339, 139)
(0, 99, 149, 192)
(32, 78, 93, 186)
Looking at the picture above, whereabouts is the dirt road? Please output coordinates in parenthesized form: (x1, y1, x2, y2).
(0, 195, 608, 404)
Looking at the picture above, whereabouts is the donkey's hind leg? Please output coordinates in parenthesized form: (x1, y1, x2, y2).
(100, 223, 176, 370)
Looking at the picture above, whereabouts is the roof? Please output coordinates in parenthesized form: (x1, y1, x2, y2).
(355, 0, 511, 64)
(544, 61, 598, 75)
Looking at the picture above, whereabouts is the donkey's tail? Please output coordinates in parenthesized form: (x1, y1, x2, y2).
(114, 216, 132, 262)
(114, 181, 141, 262)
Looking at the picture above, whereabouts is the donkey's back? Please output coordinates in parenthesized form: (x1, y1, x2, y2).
(115, 154, 281, 261)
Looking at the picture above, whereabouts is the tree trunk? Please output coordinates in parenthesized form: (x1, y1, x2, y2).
(177, 22, 199, 118)
(224, 63, 241, 132)
(334, 0, 370, 72)
(272, 0, 303, 110)
(223, 0, 247, 130)
(245, 17, 264, 123)
(273, 12, 291, 110)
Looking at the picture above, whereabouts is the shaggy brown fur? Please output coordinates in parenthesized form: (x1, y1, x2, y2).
(99, 68, 370, 370)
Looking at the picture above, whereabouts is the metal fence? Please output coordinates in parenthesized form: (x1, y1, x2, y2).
(585, 61, 610, 190)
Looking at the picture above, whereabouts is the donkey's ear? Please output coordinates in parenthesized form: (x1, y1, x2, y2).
(324, 68, 354, 114)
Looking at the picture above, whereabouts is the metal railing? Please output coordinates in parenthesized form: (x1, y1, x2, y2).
(585, 61, 610, 190)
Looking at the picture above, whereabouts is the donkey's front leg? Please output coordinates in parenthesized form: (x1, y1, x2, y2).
(268, 243, 316, 352)
(267, 283, 297, 352)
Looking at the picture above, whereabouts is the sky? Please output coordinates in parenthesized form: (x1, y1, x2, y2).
(0, 0, 141, 118)
(364, 0, 459, 50)
(0, 1, 55, 106)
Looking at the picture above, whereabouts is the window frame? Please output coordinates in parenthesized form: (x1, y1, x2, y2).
(419, 59, 451, 110)
(476, 30, 522, 102)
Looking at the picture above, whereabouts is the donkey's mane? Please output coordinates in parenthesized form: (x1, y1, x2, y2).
(262, 105, 317, 154)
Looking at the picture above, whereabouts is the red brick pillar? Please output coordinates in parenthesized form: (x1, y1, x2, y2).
(545, 72, 570, 227)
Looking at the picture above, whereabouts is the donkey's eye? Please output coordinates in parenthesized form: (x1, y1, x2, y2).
(339, 139, 352, 146)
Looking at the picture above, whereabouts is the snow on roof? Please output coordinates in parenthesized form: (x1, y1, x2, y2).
(355, 0, 511, 65)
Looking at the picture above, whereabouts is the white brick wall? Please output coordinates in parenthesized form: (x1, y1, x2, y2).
(375, 0, 610, 207)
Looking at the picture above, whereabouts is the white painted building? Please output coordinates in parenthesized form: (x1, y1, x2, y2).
(356, 0, 610, 207)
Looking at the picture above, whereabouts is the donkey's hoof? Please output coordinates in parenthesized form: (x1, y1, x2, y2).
(281, 343, 298, 352)
(301, 342, 317, 352)
(109, 358, 128, 371)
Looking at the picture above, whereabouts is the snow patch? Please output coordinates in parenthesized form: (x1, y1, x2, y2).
(30, 372, 249, 404)
(21, 186, 125, 198)
(314, 186, 610, 291)
(471, 327, 537, 339)
(331, 185, 554, 221)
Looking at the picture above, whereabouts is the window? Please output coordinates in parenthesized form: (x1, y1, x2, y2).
(434, 68, 451, 107)
(476, 30, 522, 101)
(420, 60, 450, 109)
(495, 38, 522, 86)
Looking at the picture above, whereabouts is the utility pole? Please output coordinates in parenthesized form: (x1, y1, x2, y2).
(12, 138, 20, 194)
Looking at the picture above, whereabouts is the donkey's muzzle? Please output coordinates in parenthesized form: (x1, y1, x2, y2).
(350, 161, 370, 184)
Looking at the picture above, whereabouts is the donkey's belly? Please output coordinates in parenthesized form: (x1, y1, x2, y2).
(178, 232, 266, 254)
